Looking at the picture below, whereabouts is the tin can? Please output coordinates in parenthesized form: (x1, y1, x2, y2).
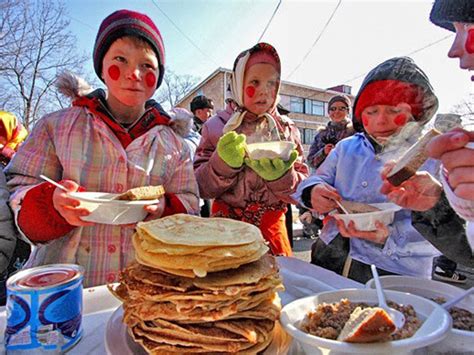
(5, 264, 84, 353)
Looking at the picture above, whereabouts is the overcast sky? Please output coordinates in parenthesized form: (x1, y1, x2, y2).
(66, 0, 473, 113)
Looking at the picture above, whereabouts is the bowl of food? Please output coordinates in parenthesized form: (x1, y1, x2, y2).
(280, 289, 450, 354)
(331, 202, 402, 231)
(246, 141, 296, 161)
(366, 276, 474, 353)
(68, 186, 164, 225)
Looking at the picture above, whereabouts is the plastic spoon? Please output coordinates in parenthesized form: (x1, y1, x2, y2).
(39, 174, 69, 192)
(370, 264, 405, 330)
(441, 287, 474, 310)
(335, 200, 350, 214)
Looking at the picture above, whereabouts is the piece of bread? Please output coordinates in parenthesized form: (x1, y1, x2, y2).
(337, 307, 396, 343)
(115, 186, 165, 201)
(386, 129, 441, 186)
(339, 201, 381, 214)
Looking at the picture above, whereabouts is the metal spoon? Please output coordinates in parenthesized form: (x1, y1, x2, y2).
(370, 264, 405, 330)
(39, 174, 69, 192)
(441, 287, 474, 310)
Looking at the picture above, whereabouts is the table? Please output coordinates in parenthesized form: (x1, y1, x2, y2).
(0, 257, 463, 354)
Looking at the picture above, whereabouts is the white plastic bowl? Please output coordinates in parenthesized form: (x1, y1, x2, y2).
(68, 192, 158, 225)
(246, 141, 296, 161)
(366, 276, 474, 353)
(332, 202, 401, 231)
(280, 289, 451, 354)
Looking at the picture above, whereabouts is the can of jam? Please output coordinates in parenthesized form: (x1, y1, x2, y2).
(5, 264, 84, 352)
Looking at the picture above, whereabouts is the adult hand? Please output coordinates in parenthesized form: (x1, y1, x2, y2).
(1, 146, 15, 159)
(216, 131, 247, 168)
(310, 183, 341, 214)
(324, 144, 334, 155)
(143, 196, 166, 221)
(52, 180, 95, 227)
(244, 150, 298, 181)
(335, 218, 389, 244)
(426, 128, 474, 201)
(380, 161, 442, 211)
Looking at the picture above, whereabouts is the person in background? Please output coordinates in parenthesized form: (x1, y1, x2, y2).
(307, 95, 354, 170)
(300, 95, 355, 239)
(0, 169, 20, 305)
(379, 0, 474, 271)
(170, 107, 201, 159)
(190, 95, 214, 134)
(5, 10, 199, 287)
(194, 42, 309, 256)
(0, 111, 28, 167)
(294, 57, 457, 283)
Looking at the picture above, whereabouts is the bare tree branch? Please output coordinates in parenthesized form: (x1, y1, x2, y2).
(0, 0, 88, 129)
(155, 68, 198, 110)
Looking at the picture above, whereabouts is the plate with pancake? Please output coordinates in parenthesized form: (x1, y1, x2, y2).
(105, 306, 292, 355)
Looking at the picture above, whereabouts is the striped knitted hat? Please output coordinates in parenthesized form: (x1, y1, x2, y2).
(93, 9, 165, 88)
(430, 0, 474, 32)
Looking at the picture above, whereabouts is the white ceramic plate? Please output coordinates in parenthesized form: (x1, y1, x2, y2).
(331, 202, 401, 231)
(280, 288, 451, 354)
(68, 192, 158, 225)
(105, 306, 292, 355)
(365, 275, 474, 353)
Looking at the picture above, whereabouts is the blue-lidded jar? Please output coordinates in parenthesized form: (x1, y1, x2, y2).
(5, 264, 84, 353)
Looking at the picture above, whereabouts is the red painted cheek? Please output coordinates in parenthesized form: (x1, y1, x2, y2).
(465, 29, 474, 54)
(394, 114, 407, 126)
(245, 86, 255, 98)
(362, 117, 369, 126)
(108, 65, 120, 81)
(145, 72, 156, 88)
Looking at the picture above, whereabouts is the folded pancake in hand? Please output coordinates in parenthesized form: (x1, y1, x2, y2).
(387, 129, 441, 186)
(115, 185, 165, 201)
(338, 306, 396, 343)
(339, 201, 381, 214)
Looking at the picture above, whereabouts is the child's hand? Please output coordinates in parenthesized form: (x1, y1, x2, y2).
(52, 180, 95, 227)
(310, 183, 341, 214)
(143, 197, 166, 221)
(380, 161, 442, 211)
(335, 218, 389, 244)
(217, 132, 247, 168)
(244, 150, 298, 181)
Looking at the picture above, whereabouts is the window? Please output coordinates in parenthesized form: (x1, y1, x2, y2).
(299, 128, 318, 144)
(305, 99, 325, 116)
(290, 96, 304, 113)
(304, 128, 317, 144)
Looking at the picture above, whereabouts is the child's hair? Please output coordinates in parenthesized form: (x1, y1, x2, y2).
(352, 57, 439, 132)
(93, 9, 166, 88)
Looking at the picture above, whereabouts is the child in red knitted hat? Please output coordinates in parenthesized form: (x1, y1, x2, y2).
(5, 10, 199, 287)
(194, 43, 309, 256)
(293, 57, 466, 283)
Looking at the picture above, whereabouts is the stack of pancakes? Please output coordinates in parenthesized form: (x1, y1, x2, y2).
(110, 214, 284, 354)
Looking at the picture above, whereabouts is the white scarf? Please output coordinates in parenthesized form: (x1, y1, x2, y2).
(223, 51, 280, 139)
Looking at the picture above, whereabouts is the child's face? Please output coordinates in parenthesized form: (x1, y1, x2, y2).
(243, 63, 279, 115)
(102, 37, 159, 107)
(448, 22, 474, 79)
(328, 103, 349, 123)
(361, 104, 412, 141)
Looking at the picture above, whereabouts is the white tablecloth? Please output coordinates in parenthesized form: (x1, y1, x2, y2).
(0, 257, 406, 354)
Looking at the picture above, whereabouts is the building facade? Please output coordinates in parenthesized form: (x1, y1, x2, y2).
(176, 68, 353, 152)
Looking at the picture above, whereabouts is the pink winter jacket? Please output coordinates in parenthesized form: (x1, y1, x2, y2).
(194, 107, 309, 209)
